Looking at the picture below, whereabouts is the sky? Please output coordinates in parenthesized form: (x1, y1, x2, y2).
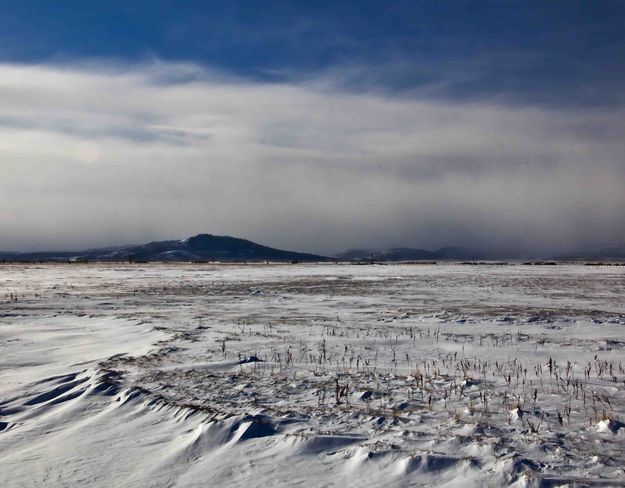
(1, 1, 624, 256)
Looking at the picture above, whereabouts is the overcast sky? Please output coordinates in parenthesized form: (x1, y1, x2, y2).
(1, 1, 624, 255)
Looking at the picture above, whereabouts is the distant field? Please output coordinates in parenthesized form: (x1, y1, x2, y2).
(1, 263, 624, 487)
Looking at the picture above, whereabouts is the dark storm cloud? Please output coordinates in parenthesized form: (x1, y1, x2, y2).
(2, 1, 625, 108)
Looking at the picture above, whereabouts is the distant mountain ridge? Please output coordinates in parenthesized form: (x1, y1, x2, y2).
(0, 234, 332, 262)
(337, 244, 625, 262)
(335, 246, 479, 261)
(555, 244, 625, 261)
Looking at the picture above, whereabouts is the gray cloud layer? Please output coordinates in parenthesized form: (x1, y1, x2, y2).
(1, 62, 624, 255)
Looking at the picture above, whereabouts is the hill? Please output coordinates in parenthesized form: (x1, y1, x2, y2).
(0, 234, 332, 263)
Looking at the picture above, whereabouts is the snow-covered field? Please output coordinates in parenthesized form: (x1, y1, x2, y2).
(1, 263, 624, 487)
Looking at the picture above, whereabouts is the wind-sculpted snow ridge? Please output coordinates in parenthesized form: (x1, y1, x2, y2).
(1, 263, 625, 486)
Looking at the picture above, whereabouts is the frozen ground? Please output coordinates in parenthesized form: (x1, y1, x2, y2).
(1, 263, 624, 487)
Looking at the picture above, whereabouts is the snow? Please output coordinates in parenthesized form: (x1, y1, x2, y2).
(1, 262, 624, 486)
